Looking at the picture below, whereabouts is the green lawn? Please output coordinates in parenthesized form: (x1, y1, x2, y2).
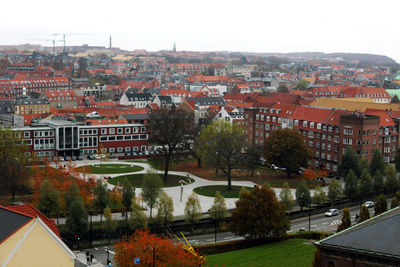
(108, 173, 193, 187)
(77, 164, 144, 174)
(205, 239, 316, 267)
(194, 185, 253, 198)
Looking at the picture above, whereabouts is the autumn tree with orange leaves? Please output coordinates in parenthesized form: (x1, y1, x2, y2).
(114, 229, 204, 267)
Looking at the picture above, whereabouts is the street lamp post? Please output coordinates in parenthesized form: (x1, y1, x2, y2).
(208, 209, 217, 243)
(308, 201, 311, 231)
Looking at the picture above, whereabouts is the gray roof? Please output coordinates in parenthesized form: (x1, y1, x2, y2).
(120, 113, 149, 121)
(15, 98, 50, 105)
(0, 101, 14, 114)
(316, 207, 400, 258)
(0, 207, 32, 243)
(124, 89, 153, 102)
(186, 97, 225, 106)
(158, 95, 172, 104)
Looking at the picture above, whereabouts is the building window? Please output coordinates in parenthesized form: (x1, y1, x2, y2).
(344, 128, 353, 135)
(125, 127, 131, 134)
(117, 128, 123, 134)
(24, 131, 30, 138)
(117, 147, 123, 153)
(109, 128, 115, 134)
(343, 138, 352, 145)
(101, 128, 107, 135)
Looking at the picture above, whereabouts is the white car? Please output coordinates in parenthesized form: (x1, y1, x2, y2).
(364, 201, 374, 208)
(325, 209, 339, 217)
(94, 154, 106, 160)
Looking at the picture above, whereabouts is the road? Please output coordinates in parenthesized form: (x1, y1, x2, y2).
(74, 204, 375, 266)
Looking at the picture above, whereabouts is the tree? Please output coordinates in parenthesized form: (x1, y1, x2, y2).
(312, 185, 327, 206)
(199, 120, 246, 190)
(0, 128, 29, 201)
(231, 186, 289, 239)
(129, 200, 148, 230)
(155, 191, 174, 226)
(66, 198, 88, 237)
(279, 182, 294, 211)
(65, 183, 81, 208)
(244, 145, 263, 177)
(344, 170, 359, 201)
(264, 128, 312, 178)
(337, 208, 351, 232)
(384, 165, 399, 194)
(141, 173, 162, 219)
(392, 95, 400, 103)
(184, 192, 202, 231)
(122, 179, 135, 214)
(328, 178, 342, 203)
(93, 180, 110, 222)
(114, 229, 204, 267)
(147, 106, 193, 181)
(103, 206, 116, 242)
(359, 205, 370, 223)
(395, 147, 400, 172)
(296, 181, 311, 211)
(360, 157, 369, 171)
(338, 148, 361, 178)
(359, 168, 373, 200)
(369, 149, 385, 177)
(391, 197, 399, 209)
(296, 80, 309, 91)
(373, 170, 384, 194)
(209, 191, 228, 220)
(37, 180, 61, 218)
(374, 194, 387, 216)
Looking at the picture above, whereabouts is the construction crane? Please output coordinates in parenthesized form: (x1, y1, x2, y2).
(52, 33, 91, 54)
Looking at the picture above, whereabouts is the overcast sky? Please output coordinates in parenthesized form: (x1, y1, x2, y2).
(1, 0, 399, 62)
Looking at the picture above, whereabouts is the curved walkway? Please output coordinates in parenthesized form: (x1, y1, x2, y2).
(69, 159, 328, 217)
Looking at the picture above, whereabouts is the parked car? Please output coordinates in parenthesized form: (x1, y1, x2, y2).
(64, 156, 71, 161)
(325, 209, 339, 217)
(77, 156, 83, 160)
(71, 156, 77, 161)
(94, 154, 106, 160)
(364, 201, 374, 208)
(88, 155, 96, 160)
(58, 156, 64, 162)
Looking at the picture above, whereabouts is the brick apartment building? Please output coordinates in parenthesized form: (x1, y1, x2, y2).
(244, 104, 399, 174)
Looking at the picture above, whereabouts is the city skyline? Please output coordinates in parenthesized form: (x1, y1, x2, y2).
(2, 0, 400, 62)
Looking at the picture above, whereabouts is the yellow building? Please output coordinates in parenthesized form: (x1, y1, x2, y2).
(0, 206, 75, 267)
(14, 98, 51, 115)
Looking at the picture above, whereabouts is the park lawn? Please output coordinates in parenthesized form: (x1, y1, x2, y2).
(205, 239, 316, 267)
(109, 173, 193, 187)
(194, 185, 253, 198)
(77, 164, 144, 174)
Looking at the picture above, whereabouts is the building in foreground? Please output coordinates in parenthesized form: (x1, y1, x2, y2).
(314, 207, 400, 267)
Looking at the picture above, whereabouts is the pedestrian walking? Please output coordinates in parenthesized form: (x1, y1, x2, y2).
(86, 251, 90, 265)
(90, 254, 94, 264)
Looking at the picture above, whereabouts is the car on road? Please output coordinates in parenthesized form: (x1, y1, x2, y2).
(364, 201, 374, 208)
(325, 208, 339, 217)
(72, 156, 77, 161)
(77, 155, 83, 160)
(88, 155, 96, 160)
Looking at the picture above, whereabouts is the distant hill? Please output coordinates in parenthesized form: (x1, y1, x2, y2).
(255, 52, 397, 65)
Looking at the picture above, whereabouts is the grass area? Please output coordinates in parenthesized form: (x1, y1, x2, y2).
(108, 173, 194, 188)
(77, 164, 144, 174)
(194, 185, 253, 198)
(205, 239, 316, 267)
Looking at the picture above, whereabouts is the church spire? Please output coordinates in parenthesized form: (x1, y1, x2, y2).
(173, 41, 176, 52)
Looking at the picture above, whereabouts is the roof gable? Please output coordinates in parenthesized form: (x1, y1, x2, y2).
(0, 206, 33, 244)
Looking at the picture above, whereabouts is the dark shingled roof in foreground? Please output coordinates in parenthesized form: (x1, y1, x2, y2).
(315, 206, 400, 258)
(0, 206, 33, 244)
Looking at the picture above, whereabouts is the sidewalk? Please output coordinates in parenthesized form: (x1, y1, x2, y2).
(63, 159, 329, 218)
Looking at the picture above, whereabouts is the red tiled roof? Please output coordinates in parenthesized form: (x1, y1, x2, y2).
(7, 204, 61, 238)
(364, 109, 395, 127)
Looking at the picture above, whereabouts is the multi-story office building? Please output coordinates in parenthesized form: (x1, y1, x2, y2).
(13, 118, 148, 159)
